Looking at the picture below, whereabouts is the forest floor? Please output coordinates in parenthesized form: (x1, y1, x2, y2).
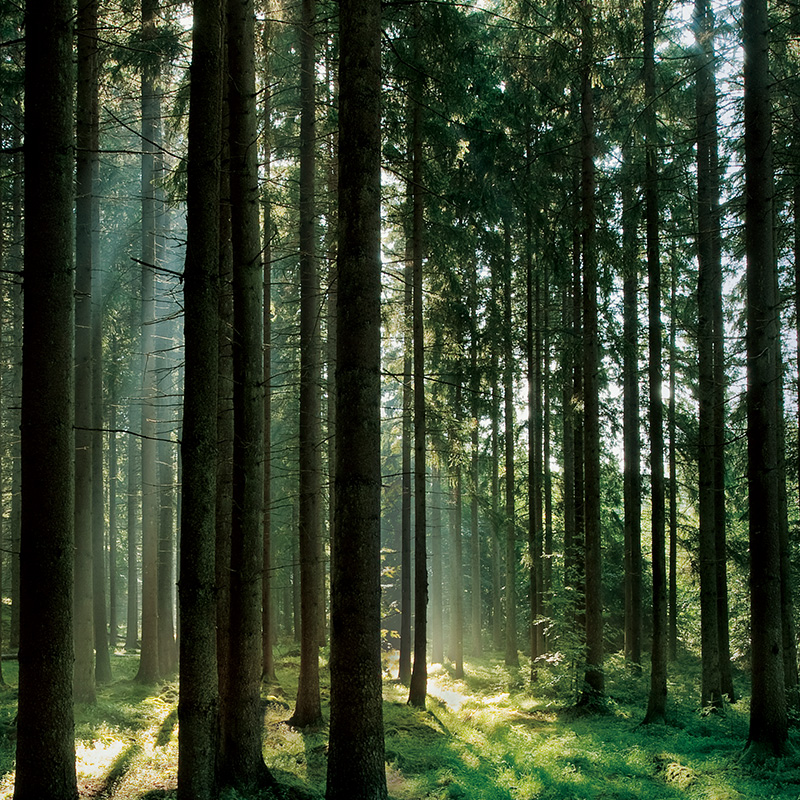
(0, 649, 798, 799)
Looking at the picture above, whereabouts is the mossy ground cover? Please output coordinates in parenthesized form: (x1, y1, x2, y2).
(0, 648, 798, 798)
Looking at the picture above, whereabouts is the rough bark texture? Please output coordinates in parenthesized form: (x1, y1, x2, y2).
(14, 0, 78, 792)
(325, 0, 387, 793)
(137, 0, 162, 684)
(580, 0, 603, 703)
(291, 0, 323, 728)
(503, 222, 519, 669)
(177, 0, 223, 794)
(74, 0, 99, 704)
(408, 77, 428, 709)
(643, 0, 667, 724)
(743, 0, 789, 757)
(621, 162, 641, 670)
(222, 0, 272, 786)
(696, 0, 722, 711)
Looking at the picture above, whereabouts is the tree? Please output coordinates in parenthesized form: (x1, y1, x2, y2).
(579, 0, 603, 704)
(14, 0, 78, 792)
(742, 0, 789, 758)
(74, 0, 99, 704)
(642, 0, 667, 724)
(290, 0, 323, 728)
(325, 0, 388, 794)
(176, 0, 223, 794)
(220, 0, 273, 785)
(408, 51, 429, 707)
(695, 0, 723, 711)
(503, 221, 519, 669)
(136, 0, 163, 684)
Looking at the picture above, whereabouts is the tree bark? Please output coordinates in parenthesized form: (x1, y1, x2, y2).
(643, 0, 666, 724)
(743, 0, 789, 757)
(176, 0, 223, 794)
(290, 0, 323, 729)
(222, 0, 273, 785)
(74, 0, 99, 704)
(325, 0, 387, 791)
(580, 0, 603, 703)
(14, 0, 78, 791)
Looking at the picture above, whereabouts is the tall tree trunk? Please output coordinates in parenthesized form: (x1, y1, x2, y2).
(8, 120, 22, 655)
(177, 0, 223, 793)
(125, 421, 139, 650)
(399, 254, 413, 683)
(503, 221, 519, 669)
(668, 259, 679, 662)
(92, 271, 112, 684)
(325, 0, 387, 790)
(470, 269, 482, 657)
(74, 0, 98, 703)
(491, 356, 503, 651)
(431, 465, 444, 665)
(109, 404, 119, 649)
(621, 156, 642, 671)
(451, 380, 464, 679)
(643, 0, 667, 723)
(222, 0, 273, 785)
(14, 0, 78, 790)
(696, 0, 722, 711)
(157, 414, 177, 676)
(291, 0, 323, 728)
(743, 0, 789, 757)
(137, 0, 162, 684)
(408, 71, 428, 708)
(261, 17, 276, 682)
(580, 0, 603, 703)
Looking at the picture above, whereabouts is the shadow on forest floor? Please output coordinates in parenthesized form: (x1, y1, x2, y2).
(0, 650, 799, 799)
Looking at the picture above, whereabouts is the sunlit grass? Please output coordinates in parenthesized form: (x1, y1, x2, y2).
(0, 647, 797, 798)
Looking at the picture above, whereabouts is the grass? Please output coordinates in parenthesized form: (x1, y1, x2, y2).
(0, 647, 798, 798)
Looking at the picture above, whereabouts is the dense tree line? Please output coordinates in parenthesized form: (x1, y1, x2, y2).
(2, 0, 800, 793)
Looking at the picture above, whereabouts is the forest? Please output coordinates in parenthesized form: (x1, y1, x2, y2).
(3, 0, 800, 794)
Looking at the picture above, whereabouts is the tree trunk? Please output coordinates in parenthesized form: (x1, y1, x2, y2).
(470, 268, 482, 657)
(431, 466, 444, 665)
(668, 260, 679, 662)
(222, 0, 273, 785)
(325, 0, 387, 790)
(109, 404, 118, 649)
(580, 0, 603, 703)
(290, 0, 323, 729)
(261, 18, 276, 682)
(136, 0, 162, 684)
(176, 0, 223, 793)
(643, 0, 667, 723)
(408, 73, 428, 708)
(92, 270, 112, 684)
(503, 221, 519, 669)
(491, 358, 503, 651)
(621, 155, 642, 671)
(14, 0, 78, 791)
(451, 381, 464, 679)
(125, 422, 139, 651)
(696, 0, 722, 711)
(743, 0, 789, 757)
(73, 0, 98, 704)
(399, 254, 413, 683)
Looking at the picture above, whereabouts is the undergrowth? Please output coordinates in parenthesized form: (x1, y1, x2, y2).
(0, 647, 798, 798)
